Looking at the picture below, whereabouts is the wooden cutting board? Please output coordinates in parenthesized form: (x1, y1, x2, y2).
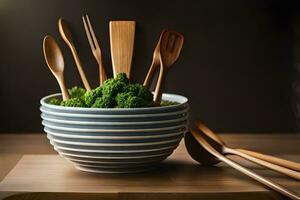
(0, 142, 299, 200)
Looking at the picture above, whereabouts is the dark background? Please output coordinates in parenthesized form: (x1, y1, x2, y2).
(0, 0, 299, 133)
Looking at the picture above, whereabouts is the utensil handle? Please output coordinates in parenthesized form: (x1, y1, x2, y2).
(70, 47, 91, 91)
(196, 120, 300, 172)
(153, 58, 165, 103)
(238, 149, 300, 172)
(56, 74, 69, 101)
(217, 152, 300, 200)
(98, 59, 107, 86)
(143, 59, 159, 88)
(191, 131, 300, 200)
(225, 148, 300, 180)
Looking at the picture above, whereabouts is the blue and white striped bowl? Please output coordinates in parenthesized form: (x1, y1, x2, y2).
(40, 93, 189, 173)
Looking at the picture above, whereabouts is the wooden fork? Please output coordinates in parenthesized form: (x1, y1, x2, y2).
(82, 14, 107, 85)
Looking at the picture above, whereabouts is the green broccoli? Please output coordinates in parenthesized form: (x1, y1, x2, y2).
(61, 97, 86, 107)
(115, 72, 129, 84)
(125, 96, 144, 108)
(48, 73, 158, 108)
(102, 78, 126, 98)
(115, 92, 147, 108)
(84, 86, 103, 107)
(48, 98, 62, 105)
(126, 83, 153, 102)
(115, 92, 134, 108)
(68, 86, 86, 99)
(92, 95, 115, 108)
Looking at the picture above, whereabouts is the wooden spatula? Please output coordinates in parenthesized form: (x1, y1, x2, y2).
(109, 21, 136, 78)
(153, 30, 184, 102)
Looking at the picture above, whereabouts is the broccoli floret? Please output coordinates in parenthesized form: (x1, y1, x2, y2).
(50, 73, 157, 108)
(84, 86, 103, 107)
(60, 97, 86, 107)
(102, 78, 126, 98)
(126, 84, 153, 102)
(48, 98, 62, 105)
(115, 92, 134, 108)
(126, 84, 139, 95)
(68, 86, 86, 99)
(115, 72, 129, 84)
(115, 92, 146, 108)
(92, 95, 115, 108)
(138, 86, 153, 102)
(126, 96, 144, 108)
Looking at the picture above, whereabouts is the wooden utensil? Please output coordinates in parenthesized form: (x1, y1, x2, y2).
(143, 31, 164, 88)
(196, 120, 300, 172)
(58, 18, 91, 91)
(43, 35, 69, 100)
(185, 130, 220, 166)
(195, 121, 300, 180)
(109, 21, 135, 78)
(188, 130, 300, 200)
(153, 30, 184, 102)
(82, 14, 107, 86)
(238, 149, 300, 172)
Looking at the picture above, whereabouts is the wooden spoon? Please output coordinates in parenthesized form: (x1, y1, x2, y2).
(109, 21, 135, 78)
(195, 121, 300, 180)
(43, 35, 69, 100)
(196, 120, 300, 172)
(185, 129, 220, 166)
(188, 130, 300, 200)
(58, 18, 91, 91)
(153, 30, 184, 102)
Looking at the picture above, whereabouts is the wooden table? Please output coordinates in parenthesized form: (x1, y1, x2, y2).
(0, 133, 299, 200)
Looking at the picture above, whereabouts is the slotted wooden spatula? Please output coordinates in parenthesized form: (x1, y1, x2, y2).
(109, 21, 136, 78)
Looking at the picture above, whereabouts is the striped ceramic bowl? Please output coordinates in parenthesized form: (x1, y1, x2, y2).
(40, 93, 189, 173)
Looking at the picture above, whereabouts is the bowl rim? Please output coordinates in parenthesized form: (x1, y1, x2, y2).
(40, 106, 189, 118)
(40, 93, 188, 112)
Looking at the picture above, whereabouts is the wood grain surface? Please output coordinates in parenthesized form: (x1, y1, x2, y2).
(109, 21, 135, 78)
(0, 133, 299, 200)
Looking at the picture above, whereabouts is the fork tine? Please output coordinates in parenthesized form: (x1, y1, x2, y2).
(82, 15, 95, 49)
(86, 15, 100, 50)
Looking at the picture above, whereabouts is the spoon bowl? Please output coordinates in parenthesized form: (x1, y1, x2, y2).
(43, 36, 64, 73)
(184, 131, 220, 166)
(43, 35, 69, 100)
